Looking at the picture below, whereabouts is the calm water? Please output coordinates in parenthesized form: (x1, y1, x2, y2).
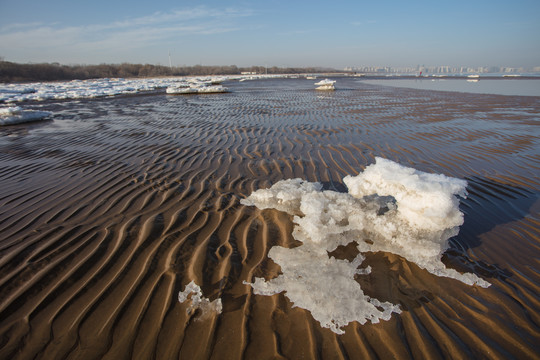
(359, 78, 540, 97)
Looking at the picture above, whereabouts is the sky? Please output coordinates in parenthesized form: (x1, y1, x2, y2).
(1, 0, 539, 69)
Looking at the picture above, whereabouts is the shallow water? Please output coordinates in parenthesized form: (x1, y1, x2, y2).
(0, 78, 539, 359)
(360, 78, 540, 97)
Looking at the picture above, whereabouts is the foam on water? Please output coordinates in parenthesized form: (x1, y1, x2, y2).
(242, 157, 490, 334)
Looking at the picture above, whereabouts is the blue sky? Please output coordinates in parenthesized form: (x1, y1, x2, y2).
(1, 0, 539, 69)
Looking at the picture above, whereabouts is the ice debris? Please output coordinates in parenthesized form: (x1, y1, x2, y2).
(178, 281, 222, 317)
(314, 78, 336, 91)
(0, 106, 51, 125)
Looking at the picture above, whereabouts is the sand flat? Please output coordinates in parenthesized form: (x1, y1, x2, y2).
(0, 78, 539, 359)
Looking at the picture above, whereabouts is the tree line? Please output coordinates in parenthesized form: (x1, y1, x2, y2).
(0, 61, 337, 83)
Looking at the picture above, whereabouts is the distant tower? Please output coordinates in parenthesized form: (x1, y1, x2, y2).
(168, 51, 172, 70)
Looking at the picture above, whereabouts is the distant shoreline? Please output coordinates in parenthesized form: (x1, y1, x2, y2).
(3, 61, 539, 84)
(0, 61, 339, 83)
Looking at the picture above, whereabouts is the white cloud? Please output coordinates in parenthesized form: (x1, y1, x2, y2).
(0, 6, 254, 62)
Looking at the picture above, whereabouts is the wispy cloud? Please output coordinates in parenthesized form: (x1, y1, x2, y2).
(0, 6, 254, 60)
(1, 21, 51, 32)
(102, 7, 253, 31)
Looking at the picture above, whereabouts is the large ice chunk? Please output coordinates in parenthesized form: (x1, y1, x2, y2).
(242, 157, 490, 334)
(0, 106, 51, 125)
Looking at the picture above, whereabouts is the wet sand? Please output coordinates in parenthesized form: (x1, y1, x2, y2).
(0, 78, 539, 359)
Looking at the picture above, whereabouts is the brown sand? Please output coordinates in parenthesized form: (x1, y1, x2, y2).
(0, 78, 539, 359)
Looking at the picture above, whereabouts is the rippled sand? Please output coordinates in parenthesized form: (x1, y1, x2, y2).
(0, 78, 539, 359)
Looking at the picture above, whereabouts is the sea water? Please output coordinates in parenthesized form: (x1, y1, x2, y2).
(360, 78, 540, 97)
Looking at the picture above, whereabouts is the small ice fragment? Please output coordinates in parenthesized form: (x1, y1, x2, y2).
(314, 79, 336, 91)
(178, 281, 222, 316)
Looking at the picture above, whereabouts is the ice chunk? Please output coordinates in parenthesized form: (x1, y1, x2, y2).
(178, 281, 222, 317)
(241, 178, 322, 215)
(344, 157, 467, 232)
(242, 157, 490, 334)
(314, 79, 336, 90)
(166, 84, 228, 94)
(245, 244, 400, 334)
(0, 106, 51, 125)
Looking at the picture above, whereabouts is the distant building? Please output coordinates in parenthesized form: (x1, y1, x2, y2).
(344, 64, 538, 74)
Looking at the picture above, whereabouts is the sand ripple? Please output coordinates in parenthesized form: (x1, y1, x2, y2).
(0, 79, 539, 359)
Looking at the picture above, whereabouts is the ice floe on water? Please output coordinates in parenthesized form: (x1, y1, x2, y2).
(314, 78, 336, 91)
(166, 82, 228, 95)
(178, 281, 222, 318)
(0, 78, 177, 103)
(0, 76, 235, 125)
(0, 74, 300, 126)
(242, 157, 490, 334)
(0, 106, 51, 125)
(0, 74, 287, 103)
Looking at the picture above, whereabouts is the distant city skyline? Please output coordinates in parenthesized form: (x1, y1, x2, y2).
(345, 64, 540, 74)
(1, 0, 539, 69)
